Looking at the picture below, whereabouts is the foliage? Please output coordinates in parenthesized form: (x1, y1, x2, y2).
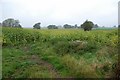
(63, 24, 75, 29)
(33, 22, 41, 29)
(0, 23, 2, 27)
(61, 54, 98, 78)
(81, 20, 94, 31)
(93, 24, 99, 28)
(47, 25, 58, 29)
(2, 18, 22, 28)
(2, 27, 118, 78)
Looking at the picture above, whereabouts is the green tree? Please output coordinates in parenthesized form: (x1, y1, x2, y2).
(74, 24, 78, 28)
(81, 20, 94, 31)
(0, 23, 1, 27)
(113, 25, 116, 28)
(2, 18, 22, 28)
(93, 24, 99, 28)
(47, 25, 58, 29)
(18, 24, 22, 28)
(63, 24, 72, 29)
(33, 22, 41, 29)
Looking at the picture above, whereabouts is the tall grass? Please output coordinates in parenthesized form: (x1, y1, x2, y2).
(2, 27, 118, 78)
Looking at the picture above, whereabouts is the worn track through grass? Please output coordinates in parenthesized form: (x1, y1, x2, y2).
(11, 46, 62, 78)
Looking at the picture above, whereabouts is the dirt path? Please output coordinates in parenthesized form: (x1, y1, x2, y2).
(12, 54, 61, 78)
(11, 46, 62, 78)
(27, 55, 61, 78)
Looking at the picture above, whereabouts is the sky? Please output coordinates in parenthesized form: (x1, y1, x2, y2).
(0, 0, 119, 28)
(118, 1, 120, 25)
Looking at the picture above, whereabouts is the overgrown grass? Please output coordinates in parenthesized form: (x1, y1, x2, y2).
(61, 54, 99, 78)
(2, 27, 118, 78)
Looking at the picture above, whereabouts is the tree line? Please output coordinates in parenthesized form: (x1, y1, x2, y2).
(0, 18, 104, 31)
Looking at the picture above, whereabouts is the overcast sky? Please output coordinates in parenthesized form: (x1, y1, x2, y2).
(0, 0, 119, 28)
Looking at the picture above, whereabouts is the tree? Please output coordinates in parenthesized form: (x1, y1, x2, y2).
(93, 24, 99, 28)
(33, 22, 41, 29)
(74, 24, 78, 28)
(2, 18, 22, 28)
(113, 25, 116, 28)
(0, 23, 1, 27)
(63, 24, 72, 29)
(47, 25, 58, 29)
(18, 24, 22, 28)
(118, 25, 120, 28)
(81, 20, 94, 31)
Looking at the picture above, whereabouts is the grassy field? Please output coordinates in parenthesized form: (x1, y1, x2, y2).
(2, 27, 118, 78)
